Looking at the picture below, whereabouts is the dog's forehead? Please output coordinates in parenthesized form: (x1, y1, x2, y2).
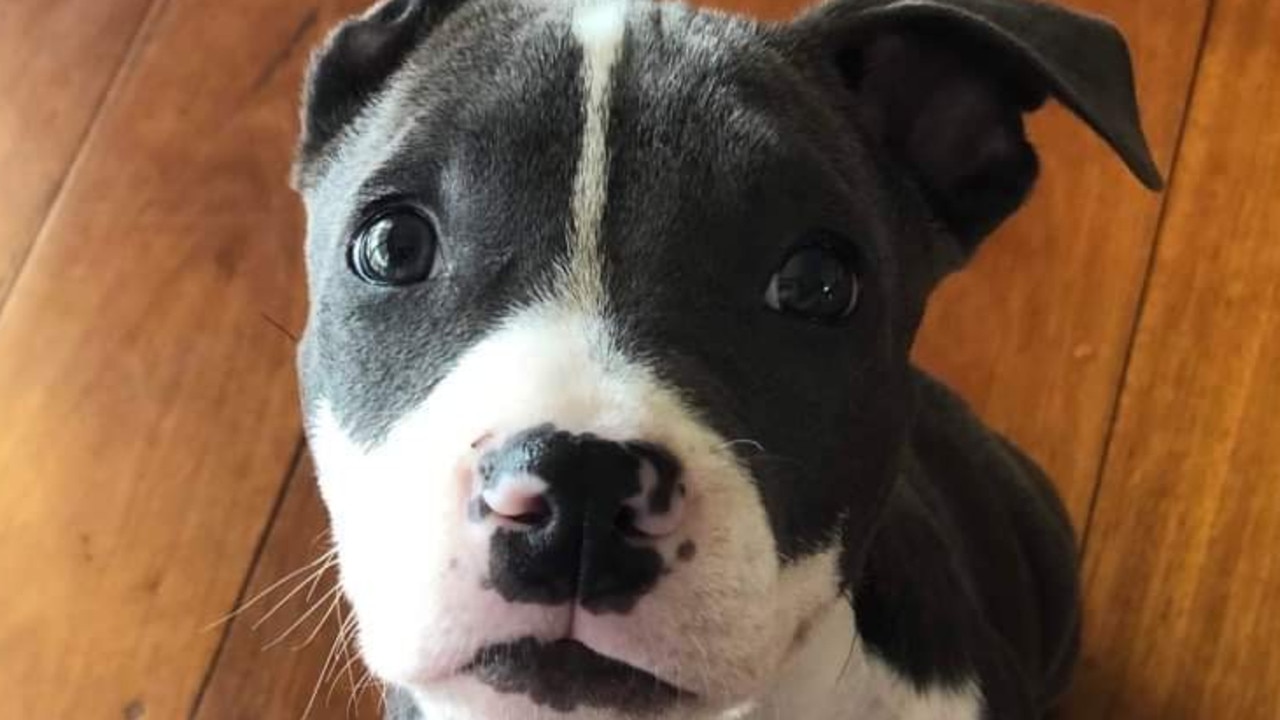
(304, 0, 794, 222)
(299, 0, 907, 573)
(298, 0, 893, 462)
(411, 0, 774, 124)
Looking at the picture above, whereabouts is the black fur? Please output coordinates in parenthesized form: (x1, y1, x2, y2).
(464, 638, 689, 713)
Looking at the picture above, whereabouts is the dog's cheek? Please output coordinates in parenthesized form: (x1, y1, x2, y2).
(674, 482, 844, 700)
(572, 429, 845, 702)
(308, 399, 476, 683)
(565, 448, 775, 684)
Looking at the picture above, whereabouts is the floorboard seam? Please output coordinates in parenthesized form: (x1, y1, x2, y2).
(1079, 0, 1221, 558)
(187, 434, 309, 719)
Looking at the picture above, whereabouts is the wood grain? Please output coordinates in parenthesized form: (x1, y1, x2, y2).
(194, 454, 384, 720)
(0, 0, 155, 301)
(0, 0, 355, 717)
(1065, 0, 1280, 716)
(911, 0, 1211, 526)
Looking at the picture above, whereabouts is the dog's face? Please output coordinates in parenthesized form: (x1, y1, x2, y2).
(293, 0, 1158, 717)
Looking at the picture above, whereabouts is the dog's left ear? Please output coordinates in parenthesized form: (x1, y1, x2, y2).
(789, 0, 1163, 253)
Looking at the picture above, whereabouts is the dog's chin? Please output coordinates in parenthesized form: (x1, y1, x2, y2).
(458, 638, 693, 714)
(395, 637, 706, 719)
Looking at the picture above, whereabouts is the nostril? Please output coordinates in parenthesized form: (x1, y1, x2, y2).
(504, 499, 551, 528)
(613, 506, 645, 538)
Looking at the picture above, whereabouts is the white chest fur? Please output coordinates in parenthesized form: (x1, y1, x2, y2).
(739, 601, 983, 720)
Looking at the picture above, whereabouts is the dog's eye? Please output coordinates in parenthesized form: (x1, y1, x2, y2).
(348, 207, 437, 286)
(764, 244, 859, 321)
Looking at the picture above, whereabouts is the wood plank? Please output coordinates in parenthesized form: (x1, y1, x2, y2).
(0, 0, 362, 717)
(193, 455, 383, 720)
(1065, 0, 1280, 715)
(0, 0, 155, 300)
(911, 0, 1210, 526)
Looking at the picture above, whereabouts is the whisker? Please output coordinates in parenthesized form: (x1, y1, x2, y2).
(715, 438, 766, 454)
(263, 584, 341, 650)
(303, 555, 337, 603)
(302, 611, 347, 720)
(335, 608, 362, 697)
(202, 549, 336, 631)
(289, 592, 341, 651)
(345, 665, 376, 718)
(351, 668, 381, 718)
(687, 634, 717, 700)
(260, 311, 300, 343)
(329, 650, 363, 705)
(251, 558, 337, 631)
(714, 439, 813, 478)
(327, 612, 362, 707)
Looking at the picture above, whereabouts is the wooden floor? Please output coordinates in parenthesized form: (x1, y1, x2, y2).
(0, 0, 1275, 717)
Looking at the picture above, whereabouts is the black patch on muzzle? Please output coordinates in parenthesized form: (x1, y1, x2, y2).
(465, 637, 690, 713)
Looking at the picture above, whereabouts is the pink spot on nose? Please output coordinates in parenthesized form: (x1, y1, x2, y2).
(480, 473, 550, 525)
(627, 484, 685, 537)
(624, 456, 686, 538)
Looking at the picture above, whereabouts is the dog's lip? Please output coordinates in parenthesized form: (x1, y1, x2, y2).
(460, 637, 696, 706)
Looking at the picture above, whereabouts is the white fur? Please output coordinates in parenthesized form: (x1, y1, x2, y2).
(752, 602, 983, 720)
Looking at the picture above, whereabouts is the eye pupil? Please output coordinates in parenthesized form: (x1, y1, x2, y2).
(765, 243, 859, 320)
(349, 208, 437, 285)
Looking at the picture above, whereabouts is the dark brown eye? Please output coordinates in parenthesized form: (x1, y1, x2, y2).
(348, 207, 437, 286)
(764, 243, 859, 321)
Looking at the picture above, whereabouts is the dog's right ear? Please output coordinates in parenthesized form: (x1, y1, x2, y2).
(787, 0, 1162, 259)
(294, 0, 460, 185)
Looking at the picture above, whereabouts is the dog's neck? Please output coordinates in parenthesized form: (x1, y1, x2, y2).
(740, 600, 980, 720)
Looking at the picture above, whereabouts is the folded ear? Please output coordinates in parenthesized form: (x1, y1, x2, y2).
(295, 0, 461, 185)
(790, 0, 1163, 250)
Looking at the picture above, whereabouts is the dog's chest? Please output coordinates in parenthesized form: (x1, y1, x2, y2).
(742, 602, 983, 720)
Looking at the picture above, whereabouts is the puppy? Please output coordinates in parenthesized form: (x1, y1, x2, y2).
(291, 0, 1161, 717)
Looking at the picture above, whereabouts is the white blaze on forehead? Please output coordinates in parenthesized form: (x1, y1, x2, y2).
(565, 0, 630, 309)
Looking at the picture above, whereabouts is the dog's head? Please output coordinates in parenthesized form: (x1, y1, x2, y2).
(292, 0, 1158, 716)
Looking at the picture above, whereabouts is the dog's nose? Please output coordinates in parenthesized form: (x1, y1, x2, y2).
(477, 428, 685, 537)
(472, 425, 685, 612)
